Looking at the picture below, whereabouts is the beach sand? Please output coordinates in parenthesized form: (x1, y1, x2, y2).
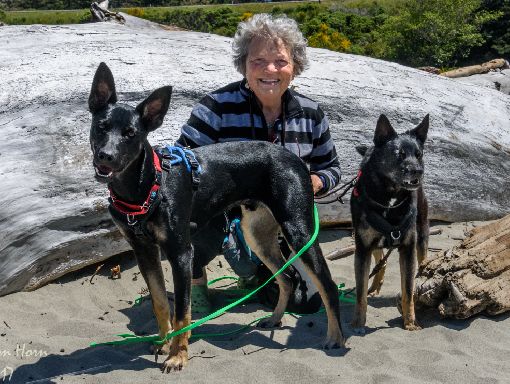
(0, 221, 509, 384)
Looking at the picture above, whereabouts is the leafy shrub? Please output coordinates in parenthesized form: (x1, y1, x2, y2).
(307, 23, 352, 52)
(126, 7, 145, 18)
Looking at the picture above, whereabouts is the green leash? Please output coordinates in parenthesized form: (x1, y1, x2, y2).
(90, 204, 351, 347)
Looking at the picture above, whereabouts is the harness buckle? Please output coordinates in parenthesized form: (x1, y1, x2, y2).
(161, 159, 171, 171)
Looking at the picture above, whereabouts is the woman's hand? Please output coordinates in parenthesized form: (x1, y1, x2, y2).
(310, 174, 324, 195)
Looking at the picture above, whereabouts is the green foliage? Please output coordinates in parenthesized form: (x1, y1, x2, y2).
(0, 9, 6, 22)
(307, 23, 352, 52)
(1, 0, 505, 68)
(478, 0, 510, 57)
(4, 9, 89, 24)
(371, 0, 501, 67)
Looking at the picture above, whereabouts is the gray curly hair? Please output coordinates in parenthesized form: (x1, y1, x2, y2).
(232, 13, 309, 77)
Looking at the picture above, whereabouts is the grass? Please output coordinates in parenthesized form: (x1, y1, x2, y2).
(3, 9, 90, 25)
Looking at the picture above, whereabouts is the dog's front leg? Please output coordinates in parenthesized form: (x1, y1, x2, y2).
(130, 240, 173, 356)
(368, 248, 386, 296)
(160, 244, 193, 372)
(352, 238, 372, 335)
(398, 242, 421, 331)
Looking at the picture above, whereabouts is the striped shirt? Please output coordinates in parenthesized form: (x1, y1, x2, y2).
(176, 79, 341, 192)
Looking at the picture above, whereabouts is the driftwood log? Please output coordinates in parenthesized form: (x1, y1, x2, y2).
(440, 58, 509, 78)
(1, 21, 509, 296)
(90, 1, 125, 24)
(415, 214, 510, 319)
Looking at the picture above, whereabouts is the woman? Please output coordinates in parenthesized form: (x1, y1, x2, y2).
(177, 13, 341, 313)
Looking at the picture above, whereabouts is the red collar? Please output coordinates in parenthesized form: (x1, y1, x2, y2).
(352, 170, 362, 198)
(109, 150, 162, 217)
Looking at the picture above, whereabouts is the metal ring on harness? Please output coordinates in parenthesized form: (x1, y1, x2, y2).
(390, 230, 401, 241)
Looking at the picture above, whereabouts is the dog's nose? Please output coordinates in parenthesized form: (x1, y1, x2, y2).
(97, 150, 114, 162)
(403, 165, 423, 177)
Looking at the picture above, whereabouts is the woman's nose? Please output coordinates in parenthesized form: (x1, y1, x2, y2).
(264, 62, 278, 72)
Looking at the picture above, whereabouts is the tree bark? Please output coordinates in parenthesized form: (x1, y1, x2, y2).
(415, 214, 510, 319)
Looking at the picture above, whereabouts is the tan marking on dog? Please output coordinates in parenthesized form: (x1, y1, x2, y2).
(146, 273, 173, 354)
(162, 310, 191, 372)
(399, 259, 421, 331)
(368, 248, 386, 296)
(301, 265, 345, 347)
(240, 204, 291, 327)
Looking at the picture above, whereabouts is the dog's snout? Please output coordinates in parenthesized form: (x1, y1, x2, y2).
(403, 164, 423, 177)
(98, 150, 114, 162)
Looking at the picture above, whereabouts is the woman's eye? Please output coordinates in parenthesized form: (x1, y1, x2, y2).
(252, 59, 266, 66)
(276, 60, 288, 67)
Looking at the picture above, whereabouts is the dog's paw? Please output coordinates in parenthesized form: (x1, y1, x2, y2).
(256, 318, 282, 329)
(404, 322, 422, 331)
(161, 351, 188, 373)
(322, 336, 346, 350)
(351, 322, 366, 336)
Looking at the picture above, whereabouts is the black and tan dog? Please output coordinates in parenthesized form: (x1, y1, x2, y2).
(350, 114, 429, 334)
(88, 63, 345, 372)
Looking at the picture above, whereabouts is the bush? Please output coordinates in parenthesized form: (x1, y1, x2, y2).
(373, 0, 501, 67)
(307, 23, 352, 52)
(126, 7, 145, 17)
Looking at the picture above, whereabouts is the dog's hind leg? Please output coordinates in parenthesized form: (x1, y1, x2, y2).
(240, 205, 292, 328)
(368, 248, 385, 296)
(279, 217, 345, 349)
(416, 187, 429, 266)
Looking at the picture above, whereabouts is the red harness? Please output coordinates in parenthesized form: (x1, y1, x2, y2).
(108, 150, 162, 218)
(352, 169, 362, 198)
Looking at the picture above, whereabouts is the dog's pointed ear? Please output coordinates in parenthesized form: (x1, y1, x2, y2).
(356, 145, 368, 157)
(136, 86, 172, 132)
(88, 62, 117, 113)
(410, 114, 429, 145)
(373, 114, 397, 146)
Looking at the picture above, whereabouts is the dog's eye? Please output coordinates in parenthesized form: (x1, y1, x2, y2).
(399, 149, 406, 159)
(416, 150, 422, 159)
(125, 130, 136, 138)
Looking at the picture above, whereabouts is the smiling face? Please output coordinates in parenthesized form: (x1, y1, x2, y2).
(245, 37, 294, 108)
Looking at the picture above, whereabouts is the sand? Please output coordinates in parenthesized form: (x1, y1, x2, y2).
(0, 221, 509, 384)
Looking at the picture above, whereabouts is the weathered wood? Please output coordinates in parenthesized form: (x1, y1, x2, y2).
(0, 21, 509, 296)
(415, 214, 510, 318)
(90, 1, 125, 24)
(325, 245, 355, 261)
(440, 58, 508, 78)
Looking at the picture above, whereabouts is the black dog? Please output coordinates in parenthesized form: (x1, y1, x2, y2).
(88, 63, 345, 372)
(350, 114, 429, 334)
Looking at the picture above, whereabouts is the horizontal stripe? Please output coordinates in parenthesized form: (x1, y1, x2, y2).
(213, 90, 247, 104)
(178, 80, 342, 192)
(181, 124, 216, 147)
(192, 103, 222, 130)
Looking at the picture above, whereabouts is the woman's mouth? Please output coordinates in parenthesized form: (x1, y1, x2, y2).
(258, 79, 280, 86)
